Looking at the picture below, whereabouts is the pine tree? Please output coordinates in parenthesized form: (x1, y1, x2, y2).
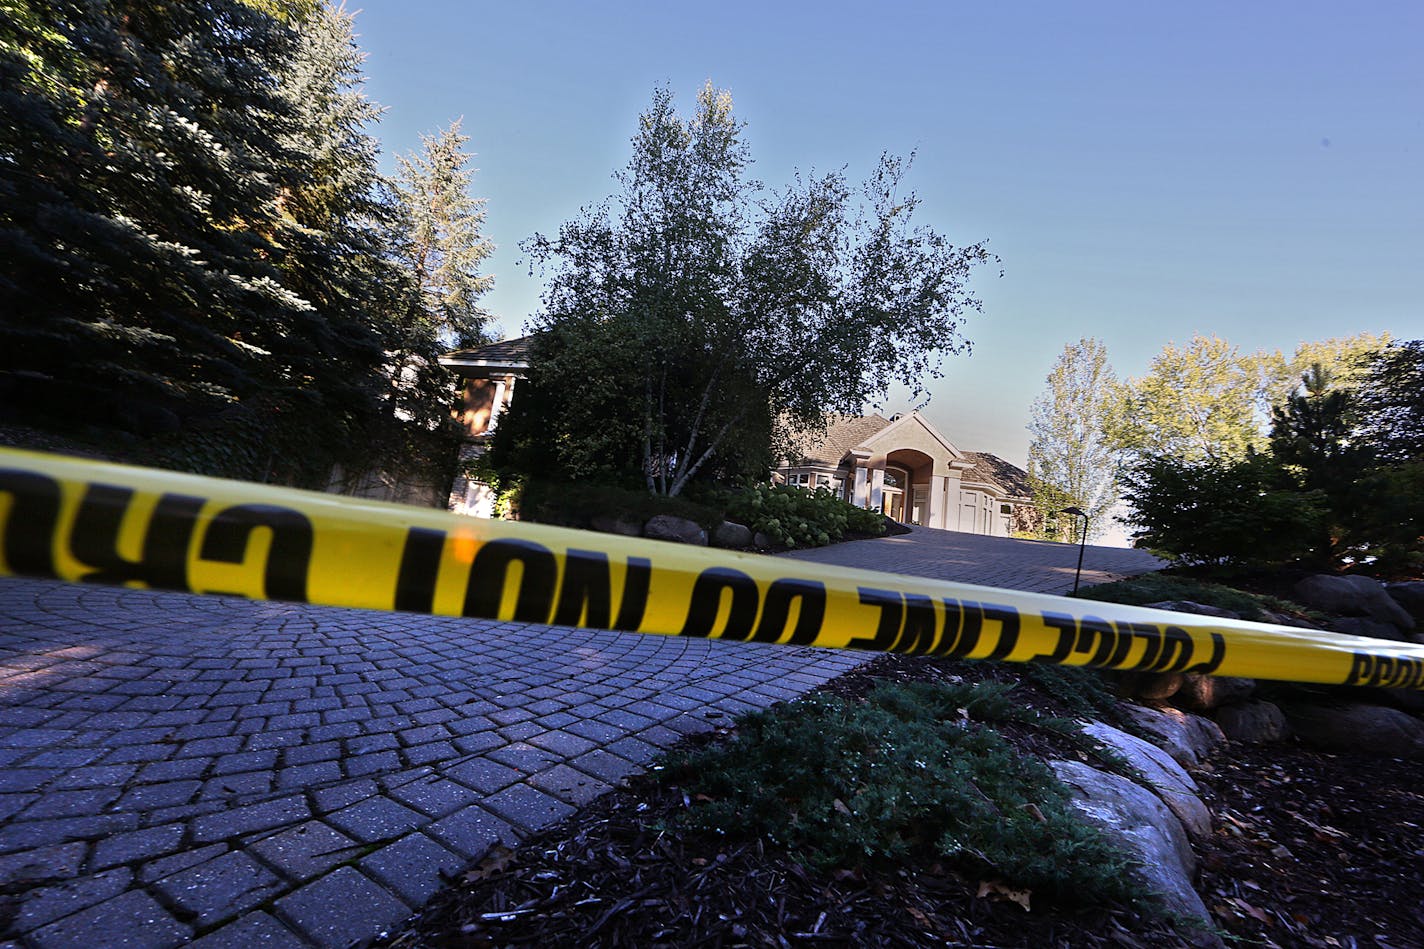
(0, 1, 309, 433)
(393, 121, 496, 351)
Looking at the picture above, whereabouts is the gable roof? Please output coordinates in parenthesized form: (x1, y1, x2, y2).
(440, 336, 532, 374)
(861, 410, 966, 461)
(786, 414, 892, 466)
(960, 451, 1032, 499)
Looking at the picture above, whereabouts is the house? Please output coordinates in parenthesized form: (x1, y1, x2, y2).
(439, 338, 1032, 536)
(774, 411, 1033, 536)
(439, 336, 531, 517)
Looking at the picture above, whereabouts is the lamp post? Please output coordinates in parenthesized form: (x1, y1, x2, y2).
(1063, 506, 1089, 595)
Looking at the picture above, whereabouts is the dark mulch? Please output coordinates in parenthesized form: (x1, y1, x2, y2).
(1193, 744, 1424, 948)
(377, 654, 1424, 948)
(378, 656, 1187, 948)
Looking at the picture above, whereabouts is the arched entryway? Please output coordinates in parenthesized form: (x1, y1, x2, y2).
(883, 448, 935, 525)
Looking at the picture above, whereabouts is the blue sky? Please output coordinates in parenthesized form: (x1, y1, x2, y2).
(354, 1, 1423, 465)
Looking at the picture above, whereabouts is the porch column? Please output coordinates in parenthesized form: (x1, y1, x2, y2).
(929, 475, 948, 529)
(869, 467, 885, 512)
(853, 466, 869, 507)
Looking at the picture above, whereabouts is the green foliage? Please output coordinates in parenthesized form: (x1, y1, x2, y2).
(1356, 340, 1424, 465)
(516, 82, 995, 497)
(1026, 338, 1120, 541)
(664, 682, 1138, 905)
(1112, 335, 1274, 465)
(517, 479, 724, 531)
(724, 483, 886, 548)
(1120, 452, 1326, 567)
(0, 2, 480, 489)
(1076, 574, 1318, 623)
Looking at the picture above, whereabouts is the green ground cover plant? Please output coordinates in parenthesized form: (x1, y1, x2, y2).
(1075, 573, 1320, 623)
(663, 679, 1143, 907)
(723, 483, 886, 548)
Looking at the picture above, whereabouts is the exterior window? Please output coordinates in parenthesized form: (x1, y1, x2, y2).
(1000, 504, 1012, 515)
(883, 470, 902, 489)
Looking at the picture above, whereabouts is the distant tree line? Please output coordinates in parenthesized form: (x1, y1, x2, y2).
(1026, 332, 1423, 574)
(0, 1, 492, 487)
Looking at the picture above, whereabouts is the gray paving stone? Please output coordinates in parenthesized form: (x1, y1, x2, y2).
(192, 796, 310, 844)
(28, 889, 190, 949)
(310, 778, 379, 813)
(444, 757, 521, 794)
(275, 866, 409, 949)
(137, 843, 229, 884)
(248, 821, 362, 881)
(116, 780, 201, 811)
(0, 814, 138, 853)
(424, 805, 514, 860)
(91, 824, 186, 870)
(481, 783, 576, 832)
(386, 775, 484, 818)
(9, 867, 133, 933)
(153, 851, 285, 927)
(360, 832, 466, 907)
(569, 749, 643, 785)
(0, 769, 58, 793)
(18, 787, 121, 820)
(526, 764, 614, 807)
(0, 842, 88, 886)
(187, 911, 307, 949)
(325, 796, 425, 844)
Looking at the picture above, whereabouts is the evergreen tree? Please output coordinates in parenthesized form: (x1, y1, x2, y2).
(0, 0, 308, 433)
(393, 121, 495, 351)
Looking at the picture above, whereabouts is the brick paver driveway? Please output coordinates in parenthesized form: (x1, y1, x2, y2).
(0, 528, 1160, 947)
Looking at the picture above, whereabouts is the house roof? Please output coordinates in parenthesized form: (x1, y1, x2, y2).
(787, 414, 892, 466)
(960, 451, 1032, 499)
(439, 336, 532, 374)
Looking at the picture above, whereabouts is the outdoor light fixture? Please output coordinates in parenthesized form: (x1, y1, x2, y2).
(1062, 506, 1089, 595)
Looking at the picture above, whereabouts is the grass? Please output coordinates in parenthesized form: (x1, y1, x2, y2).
(662, 679, 1145, 908)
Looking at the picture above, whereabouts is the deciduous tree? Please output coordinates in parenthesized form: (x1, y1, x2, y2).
(505, 83, 994, 496)
(1025, 338, 1120, 541)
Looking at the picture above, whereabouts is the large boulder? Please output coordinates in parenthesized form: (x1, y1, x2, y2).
(1214, 701, 1291, 743)
(1388, 581, 1424, 623)
(590, 514, 643, 537)
(1080, 722, 1212, 839)
(1293, 575, 1415, 631)
(711, 521, 753, 549)
(1281, 703, 1424, 759)
(643, 515, 708, 546)
(1329, 615, 1415, 643)
(1119, 705, 1226, 768)
(1175, 674, 1256, 712)
(1050, 760, 1219, 946)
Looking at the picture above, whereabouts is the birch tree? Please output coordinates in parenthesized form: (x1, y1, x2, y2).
(513, 83, 994, 496)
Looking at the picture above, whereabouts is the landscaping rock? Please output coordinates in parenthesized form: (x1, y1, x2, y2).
(1329, 616, 1413, 642)
(1144, 600, 1242, 620)
(1175, 674, 1255, 712)
(1119, 705, 1226, 768)
(1214, 701, 1290, 743)
(1293, 575, 1415, 631)
(1081, 722, 1212, 839)
(590, 514, 643, 537)
(752, 532, 774, 549)
(1114, 671, 1184, 702)
(642, 515, 707, 546)
(711, 521, 753, 549)
(1387, 581, 1424, 622)
(1281, 703, 1424, 759)
(1258, 609, 1320, 629)
(1049, 760, 1219, 946)
(1360, 686, 1424, 715)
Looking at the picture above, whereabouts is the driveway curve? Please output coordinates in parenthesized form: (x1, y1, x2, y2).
(0, 528, 1161, 947)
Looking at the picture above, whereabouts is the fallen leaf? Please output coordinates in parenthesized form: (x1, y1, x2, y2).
(1020, 803, 1046, 822)
(462, 844, 516, 883)
(977, 880, 1031, 911)
(832, 799, 851, 816)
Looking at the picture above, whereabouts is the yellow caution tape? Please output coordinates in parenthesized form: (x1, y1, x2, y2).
(2, 447, 1422, 690)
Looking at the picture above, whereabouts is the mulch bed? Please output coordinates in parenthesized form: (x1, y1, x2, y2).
(378, 655, 1424, 949)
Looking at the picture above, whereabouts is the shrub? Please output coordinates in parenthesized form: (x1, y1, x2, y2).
(664, 681, 1138, 906)
(1119, 452, 1325, 567)
(724, 483, 885, 548)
